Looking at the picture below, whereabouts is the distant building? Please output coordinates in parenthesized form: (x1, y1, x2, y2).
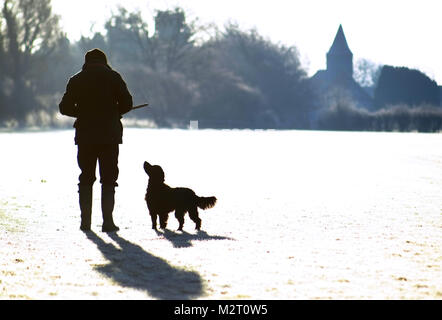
(310, 25, 374, 110)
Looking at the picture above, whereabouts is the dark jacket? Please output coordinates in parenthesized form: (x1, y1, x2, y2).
(59, 63, 133, 144)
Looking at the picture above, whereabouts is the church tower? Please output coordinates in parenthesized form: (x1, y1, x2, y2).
(326, 25, 353, 78)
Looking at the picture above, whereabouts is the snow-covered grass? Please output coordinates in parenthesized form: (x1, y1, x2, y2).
(0, 128, 441, 299)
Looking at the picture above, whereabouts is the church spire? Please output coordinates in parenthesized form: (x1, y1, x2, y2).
(327, 25, 353, 77)
(328, 24, 352, 56)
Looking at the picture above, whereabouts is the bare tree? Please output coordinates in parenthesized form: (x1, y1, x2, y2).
(105, 7, 153, 68)
(153, 8, 196, 73)
(104, 7, 199, 74)
(0, 0, 62, 122)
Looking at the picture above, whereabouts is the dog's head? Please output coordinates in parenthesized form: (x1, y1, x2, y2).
(144, 161, 165, 182)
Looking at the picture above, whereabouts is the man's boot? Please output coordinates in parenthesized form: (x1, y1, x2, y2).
(79, 185, 93, 231)
(101, 184, 119, 232)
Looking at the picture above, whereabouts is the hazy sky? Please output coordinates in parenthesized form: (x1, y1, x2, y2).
(52, 0, 442, 84)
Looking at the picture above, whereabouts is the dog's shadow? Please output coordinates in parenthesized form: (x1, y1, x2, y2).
(85, 232, 204, 299)
(156, 229, 235, 249)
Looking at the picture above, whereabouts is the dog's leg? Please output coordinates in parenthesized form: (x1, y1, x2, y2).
(175, 209, 185, 231)
(150, 212, 158, 230)
(188, 207, 202, 230)
(159, 214, 168, 229)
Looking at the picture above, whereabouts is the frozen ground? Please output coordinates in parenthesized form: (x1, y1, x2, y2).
(0, 128, 441, 299)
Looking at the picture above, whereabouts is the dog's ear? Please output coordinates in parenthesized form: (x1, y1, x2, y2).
(144, 161, 152, 174)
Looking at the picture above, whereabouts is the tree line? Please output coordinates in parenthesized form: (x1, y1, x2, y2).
(316, 65, 442, 132)
(0, 0, 441, 131)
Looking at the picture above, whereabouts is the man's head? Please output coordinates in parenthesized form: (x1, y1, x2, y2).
(84, 48, 108, 65)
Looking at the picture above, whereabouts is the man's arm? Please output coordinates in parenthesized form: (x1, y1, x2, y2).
(59, 78, 79, 118)
(115, 73, 133, 115)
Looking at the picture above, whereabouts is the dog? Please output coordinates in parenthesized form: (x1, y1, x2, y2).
(144, 161, 217, 231)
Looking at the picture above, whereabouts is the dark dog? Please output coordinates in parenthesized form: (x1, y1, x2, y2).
(144, 161, 217, 231)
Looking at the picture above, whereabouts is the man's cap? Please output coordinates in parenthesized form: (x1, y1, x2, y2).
(85, 48, 108, 64)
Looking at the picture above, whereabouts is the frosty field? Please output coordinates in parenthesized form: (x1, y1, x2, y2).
(0, 128, 441, 299)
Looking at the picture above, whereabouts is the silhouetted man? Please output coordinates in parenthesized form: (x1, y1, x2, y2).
(59, 48, 133, 232)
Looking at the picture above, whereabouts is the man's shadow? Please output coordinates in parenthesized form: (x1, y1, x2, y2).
(85, 232, 204, 299)
(156, 229, 235, 248)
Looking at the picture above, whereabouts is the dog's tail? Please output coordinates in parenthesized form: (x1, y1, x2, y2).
(197, 196, 217, 210)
